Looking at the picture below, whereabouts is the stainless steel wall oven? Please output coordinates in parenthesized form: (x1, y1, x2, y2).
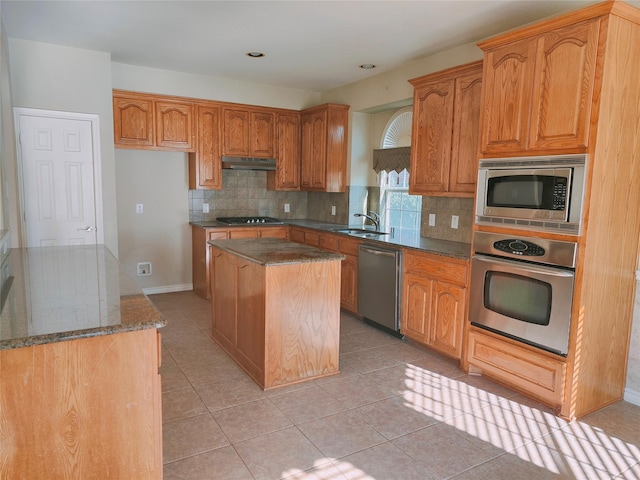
(469, 231, 577, 356)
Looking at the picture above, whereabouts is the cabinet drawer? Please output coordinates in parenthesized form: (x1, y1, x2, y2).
(208, 230, 229, 241)
(468, 329, 566, 408)
(404, 251, 467, 286)
(338, 237, 360, 257)
(319, 234, 339, 252)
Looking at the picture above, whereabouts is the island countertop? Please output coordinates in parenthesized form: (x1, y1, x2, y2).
(0, 245, 166, 350)
(208, 237, 346, 265)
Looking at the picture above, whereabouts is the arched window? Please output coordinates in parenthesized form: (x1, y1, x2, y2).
(378, 108, 421, 241)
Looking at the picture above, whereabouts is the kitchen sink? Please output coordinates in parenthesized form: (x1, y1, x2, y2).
(333, 228, 390, 238)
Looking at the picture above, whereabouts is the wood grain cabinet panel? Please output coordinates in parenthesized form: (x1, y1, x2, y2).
(113, 94, 155, 147)
(189, 105, 222, 189)
(155, 100, 195, 150)
(402, 250, 468, 358)
(409, 61, 482, 197)
(300, 104, 349, 192)
(479, 18, 599, 154)
(268, 112, 301, 191)
(0, 329, 162, 479)
(223, 107, 275, 158)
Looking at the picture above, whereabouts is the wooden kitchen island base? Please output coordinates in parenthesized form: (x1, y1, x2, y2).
(209, 238, 344, 389)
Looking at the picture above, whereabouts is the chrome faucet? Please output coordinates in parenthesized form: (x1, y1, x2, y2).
(354, 211, 380, 231)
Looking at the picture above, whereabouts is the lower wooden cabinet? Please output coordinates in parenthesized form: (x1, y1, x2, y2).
(402, 250, 468, 358)
(209, 245, 341, 389)
(0, 329, 163, 478)
(467, 328, 566, 408)
(191, 225, 289, 299)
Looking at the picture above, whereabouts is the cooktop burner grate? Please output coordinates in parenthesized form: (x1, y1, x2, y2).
(216, 216, 284, 225)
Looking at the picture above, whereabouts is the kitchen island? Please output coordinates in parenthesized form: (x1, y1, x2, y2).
(208, 237, 344, 389)
(0, 245, 166, 479)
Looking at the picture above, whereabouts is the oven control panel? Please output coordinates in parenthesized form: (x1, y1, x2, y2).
(493, 239, 545, 257)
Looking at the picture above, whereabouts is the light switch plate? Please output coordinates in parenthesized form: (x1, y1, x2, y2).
(451, 215, 459, 229)
(428, 213, 436, 226)
(203, 203, 209, 213)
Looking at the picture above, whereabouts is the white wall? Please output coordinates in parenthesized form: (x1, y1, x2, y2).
(8, 39, 118, 255)
(115, 149, 192, 292)
(112, 63, 321, 110)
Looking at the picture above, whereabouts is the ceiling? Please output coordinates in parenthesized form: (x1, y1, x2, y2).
(3, 0, 634, 93)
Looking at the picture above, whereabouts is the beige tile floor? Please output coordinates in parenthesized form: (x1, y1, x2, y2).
(151, 291, 640, 480)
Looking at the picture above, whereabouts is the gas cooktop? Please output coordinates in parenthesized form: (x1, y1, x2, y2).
(216, 216, 284, 225)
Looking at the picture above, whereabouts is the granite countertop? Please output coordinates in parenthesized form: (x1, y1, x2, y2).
(192, 219, 471, 260)
(0, 245, 166, 350)
(208, 237, 346, 265)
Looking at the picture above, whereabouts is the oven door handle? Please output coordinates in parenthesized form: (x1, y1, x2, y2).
(472, 254, 575, 278)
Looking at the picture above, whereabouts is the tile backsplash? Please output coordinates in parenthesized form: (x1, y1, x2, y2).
(188, 171, 473, 245)
(420, 196, 474, 243)
(189, 170, 307, 222)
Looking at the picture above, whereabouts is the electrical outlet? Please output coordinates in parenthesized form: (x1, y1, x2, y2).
(203, 203, 209, 213)
(136, 203, 143, 214)
(451, 215, 459, 229)
(428, 213, 436, 227)
(137, 262, 152, 276)
(284, 203, 290, 213)
(331, 206, 336, 216)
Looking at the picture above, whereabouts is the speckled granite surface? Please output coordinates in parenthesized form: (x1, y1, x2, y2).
(191, 219, 471, 260)
(0, 245, 166, 350)
(208, 238, 345, 265)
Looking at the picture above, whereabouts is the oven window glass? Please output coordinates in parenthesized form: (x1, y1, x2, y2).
(484, 271, 551, 325)
(487, 175, 565, 210)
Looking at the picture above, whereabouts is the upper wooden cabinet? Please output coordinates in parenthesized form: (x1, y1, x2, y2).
(223, 107, 275, 158)
(300, 104, 349, 192)
(479, 18, 599, 155)
(189, 105, 222, 190)
(113, 90, 195, 151)
(267, 112, 301, 191)
(408, 61, 482, 197)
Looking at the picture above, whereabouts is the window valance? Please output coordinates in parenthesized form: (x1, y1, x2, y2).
(372, 146, 411, 173)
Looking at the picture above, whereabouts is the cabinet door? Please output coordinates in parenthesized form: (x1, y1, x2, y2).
(189, 105, 222, 189)
(430, 281, 465, 358)
(449, 68, 482, 194)
(223, 108, 250, 156)
(250, 111, 275, 157)
(528, 19, 599, 151)
(409, 80, 455, 195)
(480, 39, 536, 154)
(270, 113, 300, 191)
(300, 110, 328, 191)
(211, 249, 237, 349)
(290, 227, 306, 243)
(402, 274, 432, 343)
(340, 254, 358, 313)
(113, 95, 154, 147)
(236, 259, 265, 374)
(155, 101, 195, 151)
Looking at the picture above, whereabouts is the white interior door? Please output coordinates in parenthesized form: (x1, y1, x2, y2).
(15, 109, 104, 247)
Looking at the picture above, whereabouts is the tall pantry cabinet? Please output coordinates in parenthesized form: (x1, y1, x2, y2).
(466, 0, 640, 420)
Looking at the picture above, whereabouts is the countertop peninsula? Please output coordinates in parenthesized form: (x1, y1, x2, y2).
(0, 244, 166, 350)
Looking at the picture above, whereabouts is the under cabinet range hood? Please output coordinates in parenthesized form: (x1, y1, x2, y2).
(221, 155, 276, 171)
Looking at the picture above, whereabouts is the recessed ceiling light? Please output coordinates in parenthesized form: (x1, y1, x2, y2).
(360, 64, 376, 70)
(246, 52, 265, 58)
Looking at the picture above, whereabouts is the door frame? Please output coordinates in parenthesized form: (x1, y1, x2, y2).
(13, 107, 105, 247)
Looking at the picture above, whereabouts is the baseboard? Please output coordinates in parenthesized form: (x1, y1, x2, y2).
(624, 386, 640, 406)
(142, 283, 193, 295)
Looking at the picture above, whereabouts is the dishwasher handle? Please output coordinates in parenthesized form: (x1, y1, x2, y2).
(359, 245, 400, 258)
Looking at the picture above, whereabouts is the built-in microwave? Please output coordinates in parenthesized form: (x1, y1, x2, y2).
(475, 154, 587, 234)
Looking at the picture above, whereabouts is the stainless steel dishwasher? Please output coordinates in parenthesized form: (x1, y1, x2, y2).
(358, 244, 403, 337)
